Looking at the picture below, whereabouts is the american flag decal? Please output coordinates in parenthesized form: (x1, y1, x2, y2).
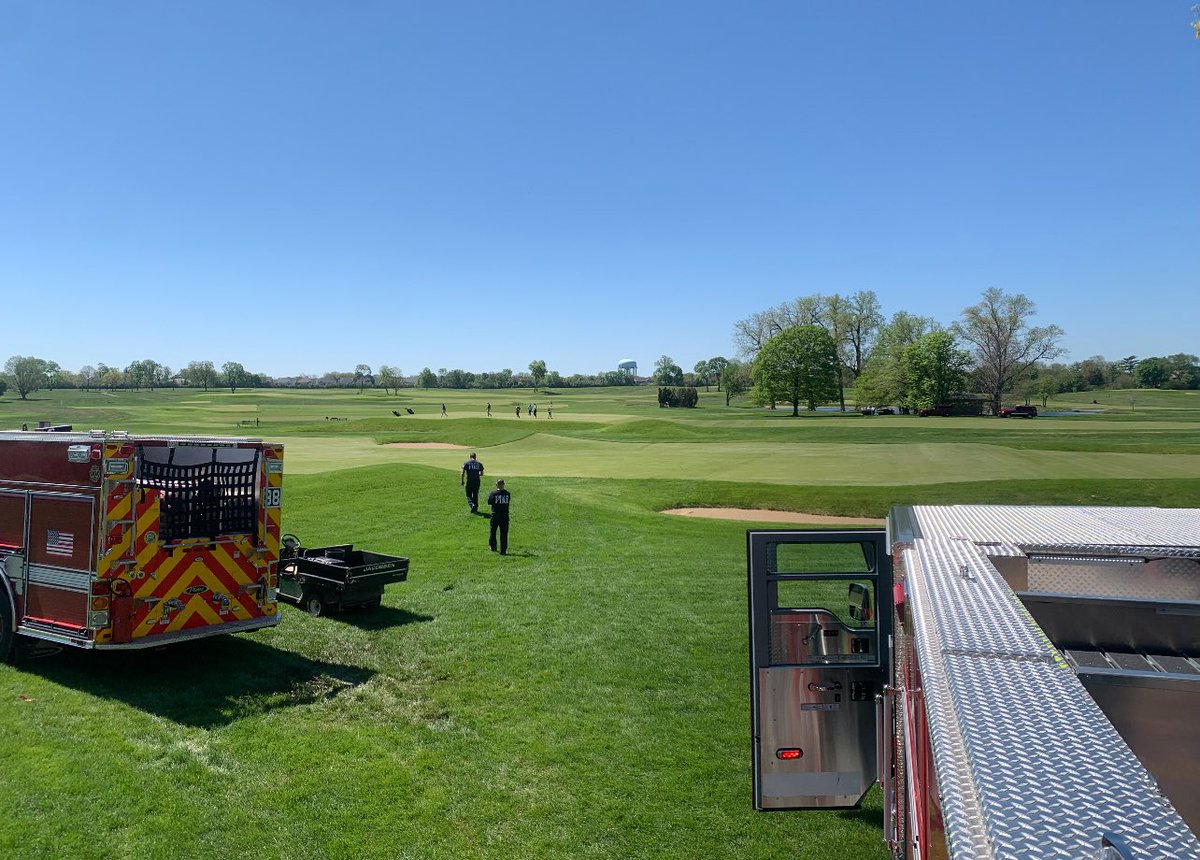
(46, 529, 75, 557)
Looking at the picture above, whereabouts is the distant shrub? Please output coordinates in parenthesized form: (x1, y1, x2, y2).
(658, 386, 698, 408)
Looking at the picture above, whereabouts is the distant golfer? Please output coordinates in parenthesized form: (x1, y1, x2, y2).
(461, 452, 485, 513)
(487, 479, 512, 555)
(486, 402, 492, 417)
(441, 403, 447, 416)
(515, 404, 521, 418)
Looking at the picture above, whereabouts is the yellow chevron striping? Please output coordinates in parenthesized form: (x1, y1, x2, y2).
(134, 551, 186, 599)
(108, 494, 131, 522)
(211, 545, 254, 584)
(162, 595, 224, 634)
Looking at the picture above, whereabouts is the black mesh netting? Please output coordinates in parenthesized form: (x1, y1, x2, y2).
(140, 452, 259, 541)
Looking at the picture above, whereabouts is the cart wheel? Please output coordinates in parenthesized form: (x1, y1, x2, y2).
(304, 593, 324, 617)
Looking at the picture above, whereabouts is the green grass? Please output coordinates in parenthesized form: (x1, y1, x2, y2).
(2, 385, 1200, 858)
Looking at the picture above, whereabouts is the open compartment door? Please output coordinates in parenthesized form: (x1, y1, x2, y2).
(748, 529, 892, 810)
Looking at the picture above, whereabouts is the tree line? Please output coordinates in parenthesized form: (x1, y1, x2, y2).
(719, 287, 1197, 415)
(0, 356, 637, 400)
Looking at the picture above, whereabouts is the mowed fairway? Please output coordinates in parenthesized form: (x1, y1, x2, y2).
(1, 386, 1199, 859)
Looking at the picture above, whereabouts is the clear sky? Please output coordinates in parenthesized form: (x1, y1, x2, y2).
(1, 2, 1197, 379)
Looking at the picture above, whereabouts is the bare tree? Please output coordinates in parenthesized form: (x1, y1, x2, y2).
(844, 290, 883, 381)
(733, 296, 825, 358)
(955, 288, 1065, 415)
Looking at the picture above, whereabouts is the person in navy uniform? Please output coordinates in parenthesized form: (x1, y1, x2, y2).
(461, 452, 485, 513)
(487, 479, 512, 554)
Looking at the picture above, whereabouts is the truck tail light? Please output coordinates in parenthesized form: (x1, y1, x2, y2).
(776, 748, 803, 760)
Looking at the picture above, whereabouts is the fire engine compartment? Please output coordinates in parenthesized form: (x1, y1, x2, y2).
(891, 506, 1200, 859)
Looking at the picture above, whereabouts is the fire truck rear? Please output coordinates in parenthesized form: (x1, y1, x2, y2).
(0, 429, 284, 660)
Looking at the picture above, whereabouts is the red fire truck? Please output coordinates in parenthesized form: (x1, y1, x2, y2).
(0, 428, 284, 660)
(748, 505, 1200, 859)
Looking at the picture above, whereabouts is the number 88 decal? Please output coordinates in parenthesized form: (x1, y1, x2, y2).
(264, 487, 282, 508)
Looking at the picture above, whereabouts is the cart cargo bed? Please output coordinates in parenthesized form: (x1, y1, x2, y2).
(278, 544, 408, 615)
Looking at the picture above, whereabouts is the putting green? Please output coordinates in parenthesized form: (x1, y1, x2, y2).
(278, 433, 1200, 485)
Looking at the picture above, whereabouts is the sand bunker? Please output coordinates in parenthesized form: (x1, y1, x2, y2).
(385, 442, 470, 449)
(664, 507, 884, 525)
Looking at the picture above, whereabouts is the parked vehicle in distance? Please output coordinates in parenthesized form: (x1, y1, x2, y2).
(998, 405, 1038, 418)
(860, 407, 896, 416)
(917, 405, 953, 417)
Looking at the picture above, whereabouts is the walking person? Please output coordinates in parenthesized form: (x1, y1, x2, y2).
(486, 402, 491, 417)
(461, 452, 485, 513)
(547, 400, 553, 419)
(487, 479, 512, 555)
(441, 403, 447, 416)
(515, 404, 521, 418)
(533, 403, 538, 418)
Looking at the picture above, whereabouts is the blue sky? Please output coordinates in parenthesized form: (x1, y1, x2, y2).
(1, 2, 1196, 379)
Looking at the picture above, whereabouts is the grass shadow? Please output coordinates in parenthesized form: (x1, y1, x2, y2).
(312, 605, 434, 632)
(836, 804, 884, 831)
(17, 635, 374, 729)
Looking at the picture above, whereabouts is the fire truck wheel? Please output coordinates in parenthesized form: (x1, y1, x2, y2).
(303, 593, 324, 617)
(0, 587, 14, 663)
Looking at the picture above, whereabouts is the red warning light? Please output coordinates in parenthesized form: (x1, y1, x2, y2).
(776, 748, 803, 760)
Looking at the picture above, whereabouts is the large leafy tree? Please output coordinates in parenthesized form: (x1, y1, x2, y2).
(528, 360, 547, 390)
(78, 365, 98, 392)
(653, 355, 684, 386)
(124, 360, 148, 391)
(854, 312, 939, 408)
(354, 364, 373, 393)
(692, 359, 711, 391)
(899, 331, 972, 410)
(751, 326, 838, 415)
(222, 361, 248, 393)
(955, 288, 1064, 415)
(719, 360, 751, 405)
(184, 360, 217, 392)
(417, 367, 437, 389)
(4, 355, 57, 400)
(377, 365, 401, 394)
(706, 356, 730, 391)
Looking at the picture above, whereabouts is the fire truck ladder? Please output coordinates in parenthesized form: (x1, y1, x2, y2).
(105, 474, 139, 572)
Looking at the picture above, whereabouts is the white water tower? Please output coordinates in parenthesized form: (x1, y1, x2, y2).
(618, 359, 638, 378)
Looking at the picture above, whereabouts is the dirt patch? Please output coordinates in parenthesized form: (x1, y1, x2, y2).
(385, 442, 470, 450)
(663, 507, 884, 525)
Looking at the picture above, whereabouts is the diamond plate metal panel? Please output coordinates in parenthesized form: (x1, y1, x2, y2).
(1026, 557, 1200, 601)
(910, 505, 1200, 556)
(901, 535, 1200, 859)
(942, 653, 1199, 859)
(910, 539, 1048, 657)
